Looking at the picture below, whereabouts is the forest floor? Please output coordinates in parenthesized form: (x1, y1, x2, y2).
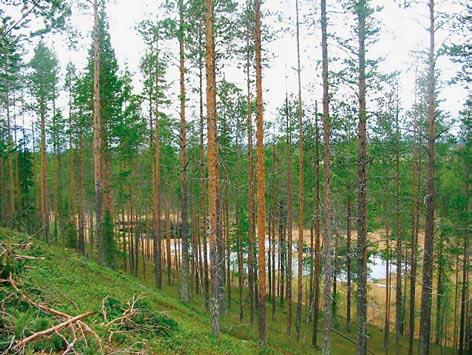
(0, 227, 453, 354)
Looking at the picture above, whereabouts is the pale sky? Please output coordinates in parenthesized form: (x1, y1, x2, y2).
(5, 0, 468, 133)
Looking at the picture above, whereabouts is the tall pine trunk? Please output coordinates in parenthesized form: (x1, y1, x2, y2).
(254, 0, 266, 347)
(356, 1, 368, 353)
(204, 0, 220, 337)
(394, 87, 404, 354)
(153, 32, 162, 289)
(408, 68, 421, 355)
(295, 0, 304, 340)
(245, 2, 256, 323)
(312, 105, 321, 347)
(320, 0, 334, 353)
(285, 90, 294, 335)
(346, 195, 352, 330)
(178, 0, 190, 303)
(92, 0, 103, 264)
(419, 1, 436, 353)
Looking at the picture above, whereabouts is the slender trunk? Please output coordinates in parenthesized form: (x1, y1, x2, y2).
(384, 224, 391, 351)
(52, 92, 59, 243)
(254, 0, 266, 347)
(395, 88, 404, 354)
(153, 33, 162, 289)
(68, 86, 77, 248)
(356, 1, 368, 353)
(198, 25, 209, 308)
(166, 206, 172, 284)
(295, 0, 304, 340)
(236, 206, 244, 321)
(40, 96, 49, 243)
(93, 0, 103, 264)
(246, 3, 256, 323)
(453, 245, 460, 352)
(78, 124, 85, 255)
(459, 171, 469, 355)
(279, 202, 286, 305)
(308, 220, 314, 322)
(408, 68, 421, 355)
(346, 195, 352, 330)
(320, 0, 334, 353)
(435, 232, 444, 345)
(5, 63, 16, 228)
(205, 0, 220, 336)
(285, 91, 294, 335)
(225, 201, 231, 312)
(178, 0, 190, 303)
(312, 104, 322, 348)
(419, 1, 436, 353)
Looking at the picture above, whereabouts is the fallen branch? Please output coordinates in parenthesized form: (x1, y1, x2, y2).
(105, 293, 143, 328)
(330, 328, 375, 355)
(1, 273, 102, 350)
(13, 255, 45, 261)
(14, 311, 94, 350)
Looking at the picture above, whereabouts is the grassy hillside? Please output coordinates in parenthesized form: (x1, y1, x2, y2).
(0, 228, 452, 354)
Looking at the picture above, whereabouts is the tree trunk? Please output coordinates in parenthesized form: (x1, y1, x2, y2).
(356, 1, 368, 353)
(384, 224, 391, 351)
(204, 0, 220, 337)
(346, 195, 352, 330)
(4, 63, 16, 228)
(198, 23, 209, 308)
(435, 231, 444, 345)
(245, 2, 256, 323)
(295, 0, 304, 341)
(254, 0, 266, 347)
(394, 87, 404, 354)
(178, 0, 190, 303)
(419, 1, 436, 353)
(408, 68, 421, 355)
(153, 32, 162, 289)
(320, 0, 334, 353)
(40, 95, 49, 243)
(459, 171, 469, 354)
(92, 0, 104, 265)
(312, 102, 322, 348)
(285, 90, 294, 335)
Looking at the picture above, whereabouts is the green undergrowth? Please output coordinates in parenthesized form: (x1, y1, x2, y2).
(0, 228, 257, 354)
(0, 228, 453, 354)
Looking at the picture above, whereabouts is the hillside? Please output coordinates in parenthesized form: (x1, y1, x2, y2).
(0, 228, 452, 354)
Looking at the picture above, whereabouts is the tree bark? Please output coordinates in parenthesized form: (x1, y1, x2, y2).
(394, 86, 404, 354)
(204, 0, 220, 337)
(408, 68, 421, 355)
(356, 1, 368, 353)
(245, 1, 256, 323)
(40, 95, 49, 243)
(312, 104, 321, 348)
(346, 195, 352, 330)
(92, 0, 103, 264)
(178, 0, 190, 303)
(419, 1, 436, 353)
(320, 0, 334, 353)
(198, 22, 209, 308)
(153, 30, 162, 289)
(384, 224, 391, 351)
(285, 90, 294, 336)
(295, 0, 304, 341)
(254, 0, 266, 347)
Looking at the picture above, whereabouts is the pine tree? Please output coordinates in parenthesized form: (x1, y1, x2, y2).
(29, 40, 59, 243)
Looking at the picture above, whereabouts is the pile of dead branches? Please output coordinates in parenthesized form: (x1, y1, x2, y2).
(100, 293, 177, 344)
(0, 235, 101, 355)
